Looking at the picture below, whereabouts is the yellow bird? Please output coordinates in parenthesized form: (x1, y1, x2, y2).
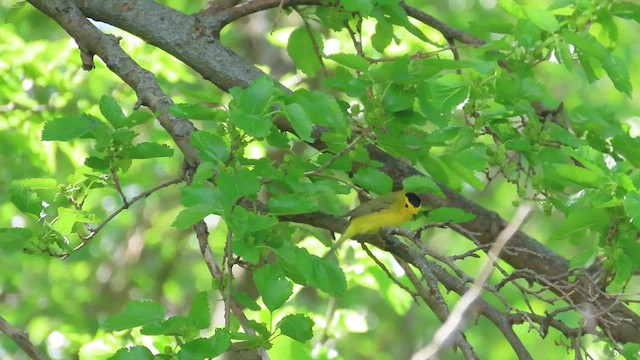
(325, 191, 422, 256)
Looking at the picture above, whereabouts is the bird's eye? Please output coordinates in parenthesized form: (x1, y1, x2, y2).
(405, 204, 408, 208)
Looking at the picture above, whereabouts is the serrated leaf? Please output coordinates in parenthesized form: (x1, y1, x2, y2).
(524, 5, 560, 32)
(191, 131, 230, 163)
(9, 182, 43, 216)
(562, 30, 607, 60)
(100, 95, 127, 129)
(84, 156, 110, 170)
(427, 207, 476, 223)
(352, 168, 393, 195)
(216, 168, 261, 203)
(299, 255, 347, 297)
(188, 292, 211, 330)
(103, 301, 166, 331)
(128, 110, 155, 126)
(554, 164, 606, 188)
(108, 346, 154, 360)
(169, 103, 224, 121)
(267, 194, 320, 215)
(254, 264, 293, 311)
(402, 175, 444, 198)
(42, 114, 104, 141)
(172, 206, 216, 229)
(141, 316, 189, 336)
(0, 227, 32, 251)
(372, 19, 393, 52)
(287, 27, 323, 76)
(326, 53, 370, 72)
(281, 102, 313, 142)
(277, 314, 314, 343)
(624, 191, 640, 229)
(178, 329, 231, 360)
(229, 112, 272, 138)
(128, 142, 174, 159)
(602, 54, 632, 96)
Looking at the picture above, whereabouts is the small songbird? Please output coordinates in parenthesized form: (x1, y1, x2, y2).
(325, 191, 422, 256)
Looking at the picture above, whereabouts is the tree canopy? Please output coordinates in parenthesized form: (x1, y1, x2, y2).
(1, 0, 640, 359)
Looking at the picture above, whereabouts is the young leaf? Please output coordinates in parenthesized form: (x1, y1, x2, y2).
(287, 27, 323, 76)
(190, 131, 230, 163)
(178, 329, 231, 360)
(128, 142, 174, 159)
(277, 314, 314, 343)
(42, 114, 104, 141)
(524, 5, 560, 33)
(352, 167, 393, 195)
(99, 95, 127, 129)
(103, 301, 166, 331)
(281, 102, 313, 142)
(0, 227, 32, 251)
(267, 194, 320, 215)
(108, 346, 155, 360)
(426, 207, 476, 223)
(188, 292, 211, 330)
(253, 264, 293, 311)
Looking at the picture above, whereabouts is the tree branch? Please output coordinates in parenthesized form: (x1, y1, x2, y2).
(0, 315, 47, 360)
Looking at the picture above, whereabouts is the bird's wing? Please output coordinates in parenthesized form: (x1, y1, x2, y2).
(344, 192, 400, 217)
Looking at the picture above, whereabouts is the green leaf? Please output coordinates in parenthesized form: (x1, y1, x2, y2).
(127, 110, 155, 126)
(282, 102, 313, 142)
(524, 5, 560, 32)
(178, 329, 231, 360)
(9, 180, 48, 216)
(267, 194, 320, 215)
(188, 292, 211, 330)
(602, 54, 633, 96)
(290, 89, 347, 131)
(53, 207, 94, 235)
(141, 316, 189, 336)
(554, 38, 574, 71)
(84, 156, 110, 170)
(552, 208, 609, 243)
(103, 301, 166, 331)
(341, 0, 374, 15)
(99, 95, 127, 129)
(181, 186, 229, 210)
(402, 175, 444, 198)
(612, 134, 640, 168)
(287, 27, 323, 76)
(128, 142, 174, 159)
(352, 168, 393, 195)
(169, 103, 225, 121)
(172, 206, 215, 229)
(230, 76, 277, 115)
(561, 30, 607, 61)
(612, 253, 633, 286)
(191, 161, 216, 186)
(253, 264, 293, 311)
(108, 346, 154, 360)
(191, 131, 230, 163)
(427, 207, 476, 223)
(229, 112, 272, 138)
(216, 168, 261, 203)
(624, 191, 640, 229)
(41, 114, 104, 141)
(299, 255, 347, 297)
(326, 53, 370, 72)
(277, 314, 314, 343)
(0, 227, 32, 251)
(554, 164, 606, 188)
(233, 291, 261, 311)
(372, 20, 393, 53)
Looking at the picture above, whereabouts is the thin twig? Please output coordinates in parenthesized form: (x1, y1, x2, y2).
(415, 203, 533, 360)
(62, 176, 183, 259)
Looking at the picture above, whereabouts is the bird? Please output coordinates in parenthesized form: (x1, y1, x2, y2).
(324, 191, 422, 257)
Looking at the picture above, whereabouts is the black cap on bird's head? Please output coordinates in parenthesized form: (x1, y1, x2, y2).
(405, 192, 421, 208)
